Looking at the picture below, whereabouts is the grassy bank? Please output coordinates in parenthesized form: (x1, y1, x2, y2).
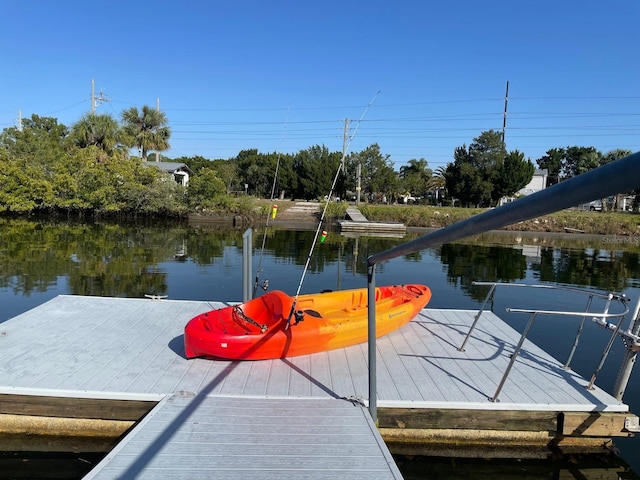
(201, 199, 640, 236)
(335, 203, 640, 236)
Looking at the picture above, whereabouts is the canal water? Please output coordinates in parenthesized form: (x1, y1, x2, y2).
(0, 218, 639, 478)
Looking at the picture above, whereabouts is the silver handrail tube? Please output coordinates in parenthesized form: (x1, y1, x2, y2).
(366, 151, 640, 419)
(613, 300, 640, 400)
(460, 282, 630, 401)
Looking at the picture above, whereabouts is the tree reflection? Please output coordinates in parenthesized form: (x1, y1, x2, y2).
(532, 248, 640, 292)
(439, 243, 528, 300)
(0, 219, 242, 298)
(2, 219, 640, 302)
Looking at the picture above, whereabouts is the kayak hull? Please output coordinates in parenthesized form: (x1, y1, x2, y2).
(184, 284, 431, 360)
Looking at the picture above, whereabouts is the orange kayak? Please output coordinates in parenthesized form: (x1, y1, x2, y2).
(184, 284, 431, 360)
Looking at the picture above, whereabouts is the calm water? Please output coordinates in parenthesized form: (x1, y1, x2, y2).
(1, 218, 639, 478)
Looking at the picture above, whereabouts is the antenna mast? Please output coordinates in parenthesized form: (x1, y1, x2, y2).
(156, 98, 160, 162)
(502, 80, 509, 144)
(91, 78, 109, 113)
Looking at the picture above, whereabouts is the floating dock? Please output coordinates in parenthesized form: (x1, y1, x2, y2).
(338, 207, 406, 236)
(0, 295, 637, 477)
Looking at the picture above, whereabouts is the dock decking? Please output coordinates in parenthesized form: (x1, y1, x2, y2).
(0, 295, 625, 410)
(339, 207, 406, 236)
(0, 295, 636, 476)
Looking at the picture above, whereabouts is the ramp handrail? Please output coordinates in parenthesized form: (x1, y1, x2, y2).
(365, 151, 640, 420)
(459, 281, 633, 402)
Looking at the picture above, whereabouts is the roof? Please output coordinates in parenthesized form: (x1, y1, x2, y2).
(147, 161, 194, 175)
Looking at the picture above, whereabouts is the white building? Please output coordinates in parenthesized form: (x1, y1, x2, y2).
(518, 169, 548, 196)
(148, 161, 193, 187)
(499, 169, 548, 206)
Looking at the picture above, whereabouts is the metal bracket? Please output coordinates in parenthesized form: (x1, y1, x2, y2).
(145, 294, 168, 300)
(624, 416, 640, 433)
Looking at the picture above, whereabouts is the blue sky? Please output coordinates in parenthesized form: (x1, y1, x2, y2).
(1, 0, 638, 169)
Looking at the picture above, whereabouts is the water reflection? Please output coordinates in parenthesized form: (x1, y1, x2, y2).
(4, 220, 640, 301)
(1, 218, 639, 476)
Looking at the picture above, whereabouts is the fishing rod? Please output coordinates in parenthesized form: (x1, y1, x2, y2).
(286, 91, 381, 328)
(253, 104, 291, 297)
(252, 155, 281, 297)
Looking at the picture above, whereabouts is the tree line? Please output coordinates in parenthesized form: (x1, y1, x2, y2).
(0, 107, 634, 217)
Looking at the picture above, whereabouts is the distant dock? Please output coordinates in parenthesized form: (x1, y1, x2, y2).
(0, 295, 637, 477)
(338, 206, 406, 236)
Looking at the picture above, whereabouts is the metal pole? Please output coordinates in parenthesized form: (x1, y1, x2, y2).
(156, 98, 160, 163)
(613, 297, 640, 400)
(367, 263, 377, 423)
(242, 229, 252, 301)
(502, 80, 509, 144)
(356, 162, 362, 207)
(458, 283, 496, 352)
(491, 312, 538, 402)
(564, 294, 594, 370)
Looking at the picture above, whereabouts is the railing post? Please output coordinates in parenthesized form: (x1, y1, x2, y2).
(564, 294, 594, 370)
(491, 311, 538, 402)
(242, 228, 252, 301)
(613, 297, 640, 400)
(367, 261, 377, 423)
(459, 282, 497, 351)
(587, 294, 626, 390)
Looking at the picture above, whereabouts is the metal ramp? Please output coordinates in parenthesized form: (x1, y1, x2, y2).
(85, 395, 402, 480)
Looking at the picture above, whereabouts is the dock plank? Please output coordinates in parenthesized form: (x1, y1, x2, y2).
(86, 396, 402, 480)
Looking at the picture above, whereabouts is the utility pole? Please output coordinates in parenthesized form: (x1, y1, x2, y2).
(91, 78, 109, 113)
(16, 109, 22, 132)
(342, 118, 362, 206)
(155, 98, 160, 162)
(342, 118, 349, 160)
(502, 80, 509, 144)
(356, 162, 362, 206)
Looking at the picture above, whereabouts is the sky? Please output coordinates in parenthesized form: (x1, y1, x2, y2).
(1, 0, 638, 169)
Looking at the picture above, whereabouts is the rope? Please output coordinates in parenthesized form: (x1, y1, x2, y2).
(233, 305, 268, 334)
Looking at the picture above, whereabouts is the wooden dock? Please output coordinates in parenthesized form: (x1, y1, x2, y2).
(0, 295, 637, 477)
(338, 207, 406, 236)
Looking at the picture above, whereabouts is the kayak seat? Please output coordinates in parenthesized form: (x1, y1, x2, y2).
(261, 290, 295, 321)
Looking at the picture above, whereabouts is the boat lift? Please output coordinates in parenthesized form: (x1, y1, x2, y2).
(366, 151, 640, 423)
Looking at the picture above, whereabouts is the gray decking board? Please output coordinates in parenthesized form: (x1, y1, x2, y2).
(0, 295, 628, 412)
(86, 395, 402, 480)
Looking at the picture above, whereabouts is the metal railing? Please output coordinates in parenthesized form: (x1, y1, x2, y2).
(365, 151, 640, 422)
(459, 282, 634, 402)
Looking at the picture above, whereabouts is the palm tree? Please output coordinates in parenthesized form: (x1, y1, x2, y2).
(70, 113, 120, 155)
(428, 166, 448, 202)
(399, 158, 432, 197)
(120, 106, 171, 161)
